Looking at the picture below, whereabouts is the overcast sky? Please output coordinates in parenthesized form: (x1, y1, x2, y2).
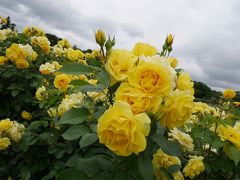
(1, 0, 240, 91)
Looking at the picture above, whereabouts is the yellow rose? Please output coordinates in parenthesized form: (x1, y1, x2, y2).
(0, 56, 8, 65)
(183, 156, 205, 179)
(0, 118, 13, 132)
(105, 49, 137, 82)
(128, 59, 173, 96)
(216, 124, 240, 150)
(160, 90, 194, 129)
(115, 82, 162, 114)
(223, 89, 236, 99)
(15, 59, 29, 69)
(47, 107, 58, 118)
(233, 102, 240, 107)
(132, 42, 157, 57)
(97, 101, 151, 156)
(35, 86, 46, 101)
(21, 111, 32, 120)
(58, 38, 71, 48)
(168, 57, 178, 68)
(152, 149, 183, 180)
(6, 121, 25, 142)
(54, 74, 71, 91)
(67, 49, 79, 61)
(168, 128, 194, 152)
(0, 137, 11, 150)
(177, 71, 194, 95)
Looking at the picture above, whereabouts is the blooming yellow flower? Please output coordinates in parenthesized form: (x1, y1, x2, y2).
(0, 56, 8, 65)
(168, 57, 178, 68)
(115, 82, 162, 114)
(177, 71, 194, 95)
(132, 42, 157, 57)
(183, 156, 205, 179)
(35, 86, 46, 101)
(0, 118, 13, 132)
(87, 90, 107, 102)
(31, 36, 51, 54)
(47, 107, 58, 118)
(67, 48, 84, 61)
(58, 92, 85, 116)
(23, 26, 45, 37)
(168, 128, 194, 152)
(53, 74, 71, 91)
(216, 124, 240, 150)
(233, 102, 240, 107)
(21, 111, 32, 120)
(152, 149, 183, 180)
(97, 101, 151, 156)
(128, 58, 173, 96)
(223, 89, 236, 99)
(6, 121, 25, 142)
(15, 59, 29, 69)
(58, 38, 71, 48)
(0, 137, 11, 150)
(6, 44, 28, 62)
(105, 49, 137, 82)
(160, 90, 194, 128)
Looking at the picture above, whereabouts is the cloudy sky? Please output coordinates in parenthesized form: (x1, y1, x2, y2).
(1, 0, 240, 91)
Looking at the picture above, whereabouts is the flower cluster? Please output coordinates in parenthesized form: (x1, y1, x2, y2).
(0, 118, 25, 150)
(5, 43, 37, 68)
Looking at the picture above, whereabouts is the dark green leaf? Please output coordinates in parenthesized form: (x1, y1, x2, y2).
(137, 154, 154, 180)
(62, 125, 89, 140)
(96, 70, 110, 87)
(228, 143, 240, 166)
(79, 133, 98, 148)
(167, 164, 181, 174)
(58, 63, 95, 75)
(70, 79, 90, 86)
(57, 108, 90, 125)
(151, 135, 182, 156)
(56, 168, 87, 180)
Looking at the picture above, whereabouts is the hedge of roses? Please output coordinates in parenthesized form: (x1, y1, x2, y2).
(1, 16, 240, 179)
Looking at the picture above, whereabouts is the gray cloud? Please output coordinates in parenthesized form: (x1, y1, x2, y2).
(1, 0, 240, 90)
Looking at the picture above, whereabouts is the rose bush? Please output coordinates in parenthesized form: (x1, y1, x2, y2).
(0, 16, 240, 179)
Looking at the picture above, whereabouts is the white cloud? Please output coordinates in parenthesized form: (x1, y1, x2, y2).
(1, 0, 240, 90)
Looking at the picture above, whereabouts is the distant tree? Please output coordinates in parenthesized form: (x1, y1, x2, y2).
(193, 81, 221, 103)
(0, 16, 16, 30)
(45, 33, 62, 46)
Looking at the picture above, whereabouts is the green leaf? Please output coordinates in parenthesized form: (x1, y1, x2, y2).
(167, 164, 181, 174)
(79, 133, 98, 148)
(58, 63, 95, 75)
(57, 108, 90, 125)
(137, 154, 154, 180)
(78, 84, 105, 92)
(114, 170, 129, 180)
(228, 143, 240, 166)
(74, 155, 112, 177)
(11, 89, 19, 97)
(28, 121, 49, 130)
(151, 135, 182, 156)
(62, 125, 89, 140)
(56, 168, 87, 180)
(70, 79, 90, 86)
(19, 167, 31, 180)
(211, 137, 226, 148)
(96, 70, 110, 87)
